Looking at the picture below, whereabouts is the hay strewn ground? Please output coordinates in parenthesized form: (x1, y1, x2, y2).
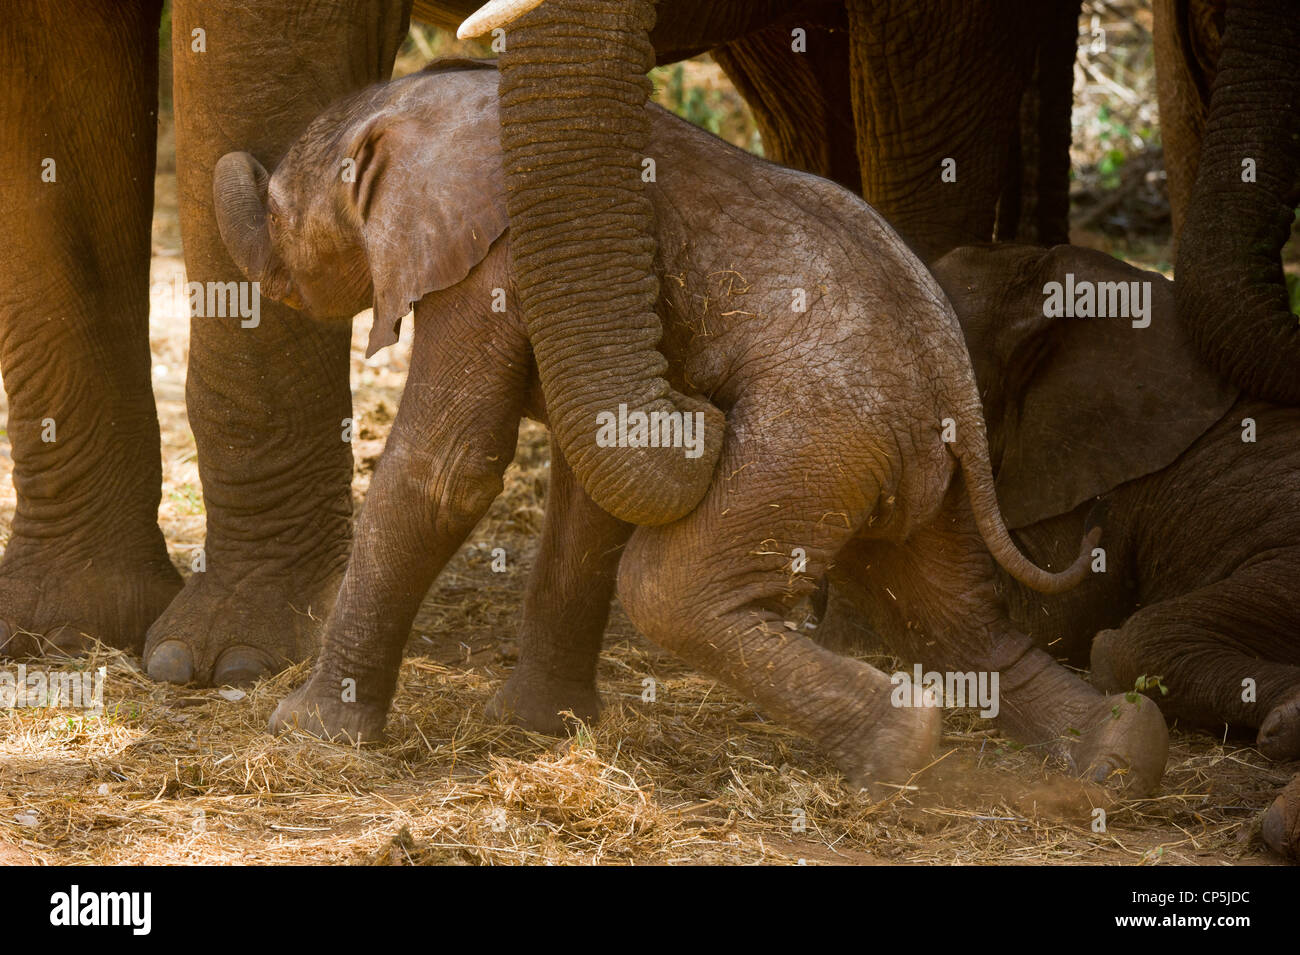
(0, 602, 1291, 864)
(1, 16, 1295, 866)
(0, 342, 1292, 862)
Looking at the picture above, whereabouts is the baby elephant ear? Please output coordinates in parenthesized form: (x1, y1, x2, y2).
(346, 103, 507, 356)
(993, 249, 1239, 528)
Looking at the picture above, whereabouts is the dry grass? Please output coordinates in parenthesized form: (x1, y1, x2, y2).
(0, 18, 1294, 867)
(0, 610, 1290, 864)
(1, 373, 1288, 865)
(0, 395, 1291, 864)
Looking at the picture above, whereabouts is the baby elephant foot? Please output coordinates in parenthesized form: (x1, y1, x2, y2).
(1261, 776, 1300, 862)
(1065, 693, 1169, 796)
(830, 688, 943, 800)
(485, 668, 601, 736)
(269, 674, 388, 743)
(1257, 688, 1300, 761)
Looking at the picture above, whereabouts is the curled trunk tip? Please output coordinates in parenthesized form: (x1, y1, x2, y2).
(213, 151, 273, 283)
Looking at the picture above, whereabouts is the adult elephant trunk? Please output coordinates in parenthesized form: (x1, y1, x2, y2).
(489, 0, 725, 525)
(1175, 0, 1300, 404)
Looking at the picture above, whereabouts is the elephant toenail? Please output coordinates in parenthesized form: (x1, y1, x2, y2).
(1087, 756, 1123, 787)
(213, 646, 275, 688)
(147, 641, 195, 684)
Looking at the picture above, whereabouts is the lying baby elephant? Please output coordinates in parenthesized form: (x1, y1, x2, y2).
(923, 243, 1300, 857)
(213, 60, 1167, 795)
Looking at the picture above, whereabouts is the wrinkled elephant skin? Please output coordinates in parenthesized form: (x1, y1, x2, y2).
(215, 65, 1168, 797)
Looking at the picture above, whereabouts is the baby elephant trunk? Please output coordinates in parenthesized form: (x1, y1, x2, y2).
(213, 152, 274, 285)
(954, 409, 1099, 595)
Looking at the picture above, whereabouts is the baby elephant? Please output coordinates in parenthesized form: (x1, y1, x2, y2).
(927, 243, 1300, 856)
(214, 60, 1167, 794)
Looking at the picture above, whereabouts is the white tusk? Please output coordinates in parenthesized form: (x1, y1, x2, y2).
(457, 0, 547, 39)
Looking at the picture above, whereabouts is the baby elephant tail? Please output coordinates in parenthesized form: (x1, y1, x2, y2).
(953, 414, 1099, 596)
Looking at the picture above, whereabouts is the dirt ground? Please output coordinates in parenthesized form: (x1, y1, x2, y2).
(0, 40, 1295, 866)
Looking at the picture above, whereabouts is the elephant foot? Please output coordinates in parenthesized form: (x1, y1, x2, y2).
(0, 536, 181, 657)
(269, 673, 388, 742)
(1261, 776, 1300, 862)
(1061, 693, 1169, 796)
(1257, 689, 1300, 761)
(143, 562, 342, 687)
(485, 668, 601, 735)
(830, 689, 943, 800)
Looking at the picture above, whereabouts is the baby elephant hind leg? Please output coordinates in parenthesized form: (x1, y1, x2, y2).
(616, 409, 941, 799)
(834, 483, 1169, 796)
(1090, 548, 1300, 761)
(485, 439, 634, 735)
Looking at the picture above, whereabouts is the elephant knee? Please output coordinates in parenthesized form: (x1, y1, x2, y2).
(394, 449, 504, 537)
(616, 532, 702, 649)
(440, 468, 503, 533)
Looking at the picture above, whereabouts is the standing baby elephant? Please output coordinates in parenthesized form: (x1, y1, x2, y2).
(213, 61, 1168, 795)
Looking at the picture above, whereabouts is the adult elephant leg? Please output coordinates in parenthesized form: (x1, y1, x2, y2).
(843, 0, 1040, 261)
(0, 0, 181, 656)
(486, 437, 633, 735)
(1003, 0, 1080, 245)
(148, 0, 410, 686)
(712, 6, 862, 194)
(832, 483, 1169, 796)
(1153, 0, 1222, 239)
(1090, 549, 1300, 761)
(1174, 0, 1300, 404)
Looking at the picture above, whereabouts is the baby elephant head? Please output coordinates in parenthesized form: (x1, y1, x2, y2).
(213, 63, 508, 355)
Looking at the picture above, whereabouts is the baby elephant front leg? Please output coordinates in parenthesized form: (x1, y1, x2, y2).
(271, 302, 529, 741)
